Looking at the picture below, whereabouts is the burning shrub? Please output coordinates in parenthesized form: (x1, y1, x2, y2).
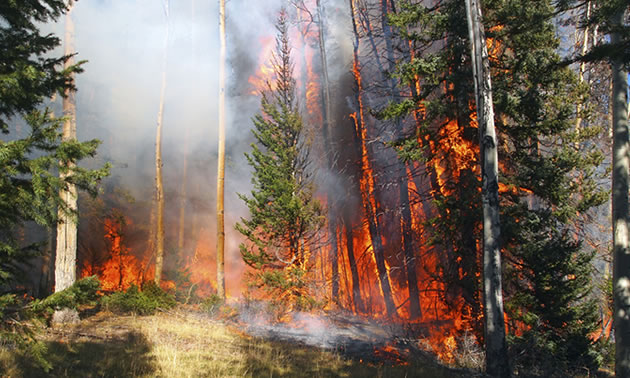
(253, 266, 324, 321)
(101, 282, 175, 315)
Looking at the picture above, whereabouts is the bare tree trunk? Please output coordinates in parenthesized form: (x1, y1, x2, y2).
(382, 0, 422, 320)
(55, 2, 78, 292)
(343, 218, 364, 312)
(612, 9, 630, 377)
(464, 0, 508, 376)
(575, 1, 591, 139)
(216, 0, 227, 298)
(349, 0, 397, 318)
(154, 0, 169, 285)
(315, 0, 340, 303)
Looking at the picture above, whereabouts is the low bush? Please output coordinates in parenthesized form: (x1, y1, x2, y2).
(30, 276, 101, 316)
(101, 282, 176, 315)
(1, 276, 102, 372)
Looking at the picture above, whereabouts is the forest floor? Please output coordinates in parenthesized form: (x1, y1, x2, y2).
(0, 306, 476, 377)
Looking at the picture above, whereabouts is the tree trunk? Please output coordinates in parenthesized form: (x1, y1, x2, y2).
(154, 1, 169, 285)
(382, 0, 422, 320)
(39, 228, 55, 297)
(349, 0, 397, 318)
(574, 1, 590, 140)
(315, 0, 340, 304)
(55, 2, 78, 292)
(216, 0, 226, 299)
(612, 9, 630, 377)
(343, 217, 364, 313)
(464, 0, 508, 376)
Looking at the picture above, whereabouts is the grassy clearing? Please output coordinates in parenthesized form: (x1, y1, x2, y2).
(1, 309, 470, 377)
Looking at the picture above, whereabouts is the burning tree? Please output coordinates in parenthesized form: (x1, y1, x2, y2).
(386, 0, 605, 373)
(236, 9, 324, 310)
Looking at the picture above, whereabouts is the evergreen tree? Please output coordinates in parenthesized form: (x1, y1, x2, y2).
(236, 9, 323, 308)
(387, 0, 606, 374)
(0, 1, 109, 289)
(556, 1, 629, 374)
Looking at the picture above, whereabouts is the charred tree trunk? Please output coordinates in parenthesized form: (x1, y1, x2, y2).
(55, 2, 78, 292)
(349, 0, 397, 318)
(464, 0, 508, 376)
(154, 0, 169, 285)
(382, 0, 422, 320)
(612, 9, 630, 377)
(315, 0, 340, 304)
(216, 0, 227, 299)
(343, 217, 364, 313)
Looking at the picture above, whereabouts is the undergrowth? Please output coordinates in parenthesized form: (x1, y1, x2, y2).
(1, 276, 102, 372)
(100, 282, 176, 315)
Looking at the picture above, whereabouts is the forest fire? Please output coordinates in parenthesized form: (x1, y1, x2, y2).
(72, 0, 477, 364)
(183, 228, 217, 297)
(3, 0, 619, 376)
(248, 36, 275, 95)
(80, 216, 149, 292)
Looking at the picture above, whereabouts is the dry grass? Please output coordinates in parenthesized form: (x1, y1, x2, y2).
(1, 309, 470, 377)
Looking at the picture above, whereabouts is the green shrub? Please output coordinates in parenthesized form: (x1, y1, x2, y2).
(101, 282, 176, 315)
(30, 276, 101, 315)
(1, 276, 102, 373)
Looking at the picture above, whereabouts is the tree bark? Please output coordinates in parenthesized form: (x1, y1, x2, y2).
(464, 0, 508, 376)
(154, 0, 169, 285)
(382, 0, 422, 320)
(216, 0, 226, 299)
(343, 217, 364, 312)
(574, 1, 591, 139)
(349, 0, 397, 318)
(55, 2, 78, 292)
(612, 9, 630, 377)
(315, 0, 340, 304)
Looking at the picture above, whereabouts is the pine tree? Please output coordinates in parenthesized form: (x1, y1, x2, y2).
(236, 9, 323, 308)
(0, 1, 109, 289)
(553, 1, 629, 373)
(387, 0, 606, 374)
